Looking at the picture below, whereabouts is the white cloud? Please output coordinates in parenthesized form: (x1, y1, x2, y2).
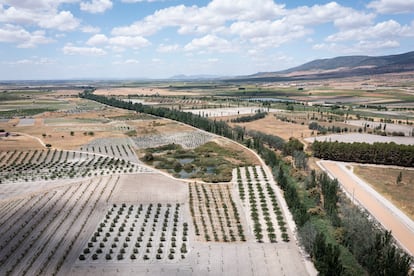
(0, 0, 79, 11)
(126, 59, 139, 64)
(327, 20, 414, 42)
(367, 0, 414, 14)
(38, 11, 79, 31)
(207, 0, 285, 21)
(230, 19, 310, 48)
(113, 59, 139, 65)
(63, 44, 107, 55)
(80, 0, 113, 14)
(313, 39, 400, 54)
(0, 5, 36, 25)
(4, 56, 56, 65)
(356, 40, 400, 50)
(111, 0, 377, 53)
(111, 20, 160, 36)
(121, 0, 162, 2)
(81, 25, 101, 33)
(112, 0, 285, 37)
(86, 34, 108, 45)
(333, 11, 375, 30)
(0, 3, 80, 31)
(157, 43, 180, 53)
(0, 24, 54, 47)
(85, 34, 150, 50)
(108, 45, 125, 52)
(184, 34, 234, 53)
(286, 2, 374, 29)
(108, 36, 150, 49)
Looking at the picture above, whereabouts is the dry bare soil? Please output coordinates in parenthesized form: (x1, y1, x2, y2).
(231, 113, 313, 141)
(353, 165, 414, 221)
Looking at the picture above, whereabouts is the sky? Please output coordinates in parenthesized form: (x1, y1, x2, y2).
(0, 0, 413, 80)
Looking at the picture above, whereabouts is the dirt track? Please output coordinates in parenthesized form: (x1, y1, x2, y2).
(319, 161, 414, 256)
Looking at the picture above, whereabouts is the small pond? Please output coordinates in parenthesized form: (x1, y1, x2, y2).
(177, 158, 194, 165)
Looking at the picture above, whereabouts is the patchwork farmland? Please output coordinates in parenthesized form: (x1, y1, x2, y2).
(0, 114, 310, 275)
(0, 87, 319, 275)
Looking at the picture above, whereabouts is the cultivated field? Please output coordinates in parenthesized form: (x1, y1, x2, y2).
(189, 183, 246, 242)
(0, 84, 319, 275)
(78, 203, 189, 262)
(0, 149, 149, 184)
(80, 137, 140, 163)
(133, 130, 215, 149)
(236, 166, 290, 243)
(0, 176, 120, 275)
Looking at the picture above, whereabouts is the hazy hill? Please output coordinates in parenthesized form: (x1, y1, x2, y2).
(243, 51, 414, 81)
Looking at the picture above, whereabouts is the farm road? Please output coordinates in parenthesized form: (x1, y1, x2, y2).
(318, 161, 414, 256)
(15, 132, 46, 147)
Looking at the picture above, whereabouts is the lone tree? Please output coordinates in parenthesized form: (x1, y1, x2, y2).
(396, 171, 402, 184)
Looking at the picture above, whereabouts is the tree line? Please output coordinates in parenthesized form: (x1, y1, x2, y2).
(230, 111, 267, 123)
(312, 141, 414, 167)
(340, 206, 412, 276)
(301, 170, 411, 275)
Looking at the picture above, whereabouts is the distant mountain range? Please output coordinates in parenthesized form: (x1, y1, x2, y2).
(169, 74, 222, 80)
(240, 51, 414, 81)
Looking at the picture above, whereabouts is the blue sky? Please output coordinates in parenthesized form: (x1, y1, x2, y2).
(0, 0, 413, 80)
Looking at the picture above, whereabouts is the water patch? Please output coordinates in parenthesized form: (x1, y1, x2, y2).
(177, 158, 194, 165)
(17, 118, 35, 126)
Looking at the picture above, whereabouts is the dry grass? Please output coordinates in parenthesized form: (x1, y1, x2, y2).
(0, 135, 44, 150)
(0, 123, 126, 150)
(353, 165, 414, 221)
(0, 99, 144, 150)
(231, 114, 312, 141)
(128, 118, 194, 136)
(212, 138, 261, 166)
(0, 114, 133, 151)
